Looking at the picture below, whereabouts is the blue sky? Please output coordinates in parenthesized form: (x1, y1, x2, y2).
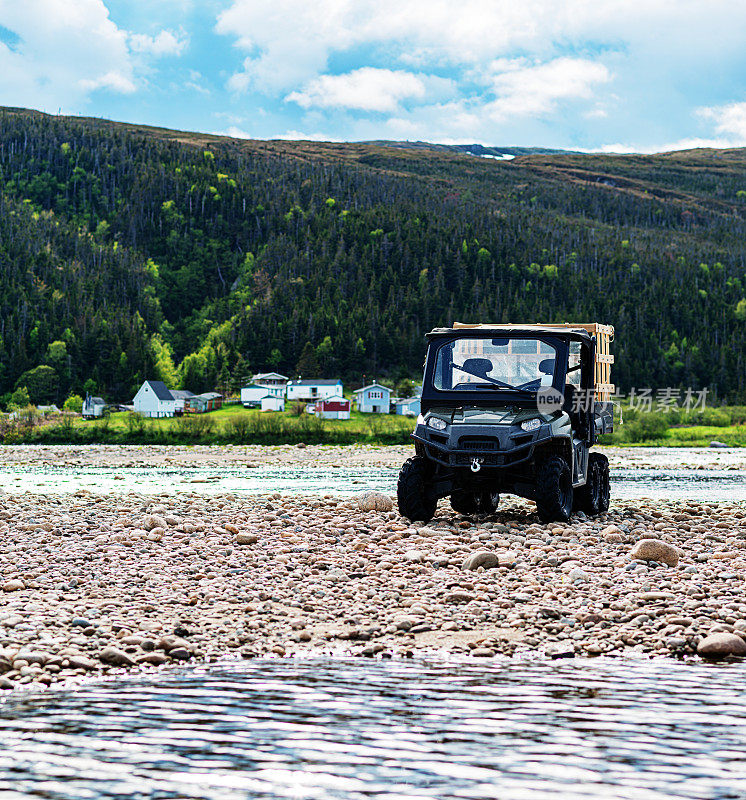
(1, 0, 746, 152)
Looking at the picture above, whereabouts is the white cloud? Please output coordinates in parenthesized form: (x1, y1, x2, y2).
(129, 29, 189, 57)
(0, 0, 134, 109)
(220, 126, 340, 142)
(287, 68, 428, 112)
(487, 58, 611, 120)
(79, 70, 136, 94)
(216, 0, 746, 89)
(0, 1, 191, 112)
(275, 130, 341, 141)
(697, 102, 746, 142)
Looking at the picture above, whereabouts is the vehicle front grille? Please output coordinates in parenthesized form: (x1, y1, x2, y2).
(459, 437, 499, 451)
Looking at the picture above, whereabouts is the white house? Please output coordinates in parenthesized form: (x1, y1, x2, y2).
(395, 396, 421, 416)
(133, 380, 176, 418)
(315, 395, 351, 420)
(286, 378, 343, 402)
(253, 372, 288, 398)
(82, 395, 106, 419)
(261, 394, 285, 412)
(170, 389, 195, 415)
(241, 383, 267, 407)
(354, 383, 391, 413)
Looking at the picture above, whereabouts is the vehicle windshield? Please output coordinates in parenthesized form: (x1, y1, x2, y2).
(433, 337, 558, 392)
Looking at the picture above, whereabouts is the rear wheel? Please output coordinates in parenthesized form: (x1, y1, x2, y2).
(397, 456, 437, 522)
(450, 489, 500, 516)
(535, 456, 573, 522)
(575, 453, 610, 516)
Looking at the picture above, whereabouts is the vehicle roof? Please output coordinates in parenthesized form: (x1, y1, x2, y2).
(426, 323, 596, 342)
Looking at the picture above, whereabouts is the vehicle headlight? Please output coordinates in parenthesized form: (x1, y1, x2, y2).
(520, 418, 541, 432)
(427, 416, 447, 431)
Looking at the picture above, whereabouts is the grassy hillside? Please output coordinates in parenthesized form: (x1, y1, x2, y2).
(2, 106, 746, 406)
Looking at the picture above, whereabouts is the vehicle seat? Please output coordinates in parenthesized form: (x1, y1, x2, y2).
(461, 358, 494, 380)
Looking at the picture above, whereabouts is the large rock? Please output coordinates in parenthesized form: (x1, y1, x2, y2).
(601, 525, 624, 543)
(568, 567, 589, 583)
(462, 551, 499, 570)
(138, 652, 169, 665)
(629, 538, 680, 567)
(444, 591, 474, 604)
(2, 579, 25, 592)
(98, 647, 136, 667)
(236, 533, 259, 545)
(68, 655, 98, 671)
(356, 491, 394, 512)
(141, 514, 167, 531)
(697, 633, 746, 660)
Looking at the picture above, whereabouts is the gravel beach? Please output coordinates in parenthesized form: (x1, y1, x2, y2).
(1, 444, 745, 692)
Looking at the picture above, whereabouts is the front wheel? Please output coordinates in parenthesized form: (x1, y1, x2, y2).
(397, 456, 437, 522)
(535, 456, 573, 522)
(450, 490, 500, 516)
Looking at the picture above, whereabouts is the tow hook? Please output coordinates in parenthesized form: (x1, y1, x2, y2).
(471, 457, 483, 473)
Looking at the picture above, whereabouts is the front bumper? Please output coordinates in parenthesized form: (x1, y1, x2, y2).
(413, 423, 550, 469)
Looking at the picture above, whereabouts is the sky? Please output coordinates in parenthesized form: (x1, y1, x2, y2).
(1, 0, 746, 152)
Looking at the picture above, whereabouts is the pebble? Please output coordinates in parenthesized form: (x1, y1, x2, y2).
(2, 579, 25, 592)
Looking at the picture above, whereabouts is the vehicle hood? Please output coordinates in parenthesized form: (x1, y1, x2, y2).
(431, 406, 543, 426)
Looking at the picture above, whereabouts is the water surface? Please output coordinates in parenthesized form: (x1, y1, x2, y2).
(2, 656, 745, 800)
(0, 464, 745, 502)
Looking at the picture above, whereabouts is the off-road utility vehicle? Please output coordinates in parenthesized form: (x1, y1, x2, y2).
(397, 323, 614, 523)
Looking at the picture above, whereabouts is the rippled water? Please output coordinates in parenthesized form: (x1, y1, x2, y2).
(1, 464, 746, 501)
(2, 657, 746, 800)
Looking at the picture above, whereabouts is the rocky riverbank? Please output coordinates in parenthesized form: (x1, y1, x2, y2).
(2, 482, 746, 692)
(1, 443, 745, 472)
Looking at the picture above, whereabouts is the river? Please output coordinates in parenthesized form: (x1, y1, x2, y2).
(1, 464, 745, 502)
(2, 655, 745, 800)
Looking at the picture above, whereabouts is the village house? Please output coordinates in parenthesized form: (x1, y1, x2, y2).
(395, 396, 421, 416)
(252, 372, 288, 399)
(261, 394, 285, 412)
(82, 395, 106, 419)
(184, 392, 223, 414)
(315, 395, 351, 420)
(286, 378, 343, 402)
(353, 382, 391, 414)
(133, 381, 175, 418)
(240, 383, 267, 408)
(170, 389, 195, 415)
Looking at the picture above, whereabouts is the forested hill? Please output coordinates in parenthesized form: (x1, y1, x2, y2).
(2, 105, 746, 406)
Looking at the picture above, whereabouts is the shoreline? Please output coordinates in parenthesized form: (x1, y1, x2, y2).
(2, 458, 746, 691)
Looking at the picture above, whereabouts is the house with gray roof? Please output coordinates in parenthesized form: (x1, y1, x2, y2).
(133, 380, 176, 417)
